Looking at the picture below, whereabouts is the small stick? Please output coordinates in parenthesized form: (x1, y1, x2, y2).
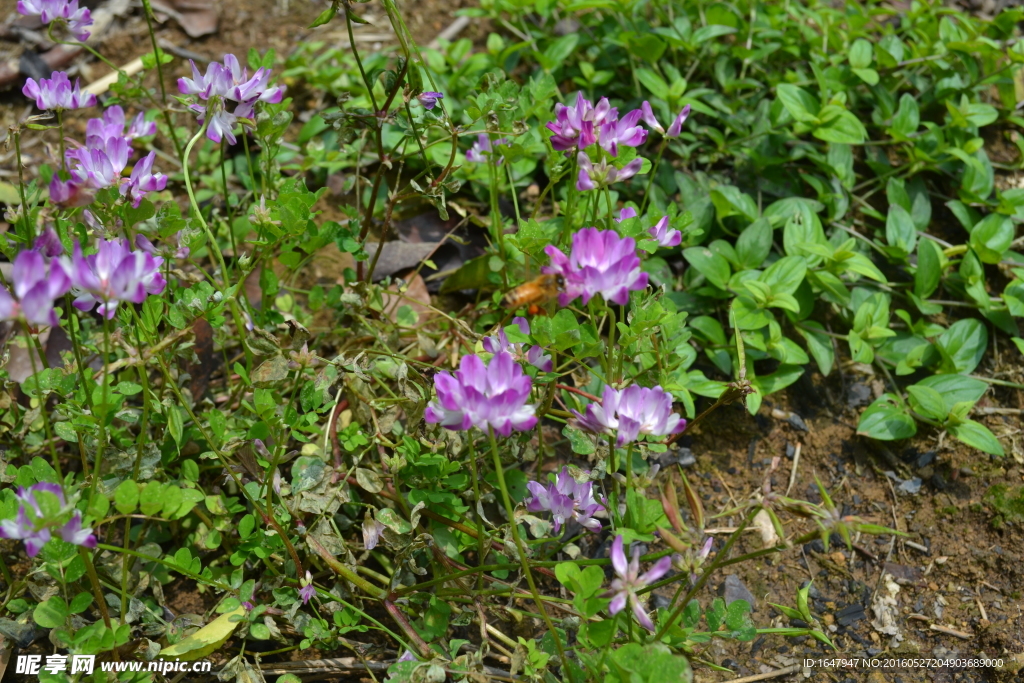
(976, 596, 988, 622)
(84, 57, 144, 96)
(724, 664, 802, 683)
(904, 540, 929, 553)
(786, 442, 801, 496)
(930, 624, 973, 640)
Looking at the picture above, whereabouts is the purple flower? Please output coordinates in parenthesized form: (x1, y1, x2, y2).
(0, 483, 96, 557)
(599, 108, 648, 156)
(298, 570, 315, 604)
(418, 91, 443, 110)
(242, 601, 255, 611)
(543, 228, 648, 306)
(617, 207, 638, 222)
(576, 151, 643, 191)
(546, 93, 617, 151)
(178, 54, 284, 144)
(17, 0, 93, 40)
(85, 106, 156, 148)
(572, 384, 686, 447)
(363, 513, 386, 550)
(640, 101, 691, 139)
(482, 317, 552, 372)
(604, 535, 673, 631)
(67, 135, 130, 190)
(22, 71, 95, 111)
(120, 151, 167, 207)
(526, 467, 604, 533)
(64, 239, 166, 319)
(425, 352, 537, 437)
(648, 216, 681, 248)
(466, 133, 509, 163)
(34, 227, 64, 258)
(397, 650, 417, 663)
(0, 248, 71, 327)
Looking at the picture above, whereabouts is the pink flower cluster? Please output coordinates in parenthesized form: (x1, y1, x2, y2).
(543, 227, 648, 306)
(17, 0, 93, 41)
(178, 54, 285, 144)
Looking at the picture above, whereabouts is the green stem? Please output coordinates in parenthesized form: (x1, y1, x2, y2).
(467, 439, 488, 591)
(487, 427, 567, 667)
(639, 140, 667, 214)
(12, 130, 33, 243)
(20, 322, 64, 490)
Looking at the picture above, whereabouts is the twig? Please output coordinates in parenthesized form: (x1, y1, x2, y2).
(930, 624, 973, 640)
(785, 442, 801, 496)
(428, 15, 471, 48)
(84, 56, 144, 96)
(725, 664, 802, 683)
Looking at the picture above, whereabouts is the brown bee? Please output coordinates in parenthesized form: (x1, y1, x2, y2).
(503, 273, 565, 311)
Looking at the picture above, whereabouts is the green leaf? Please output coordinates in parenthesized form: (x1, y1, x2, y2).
(114, 480, 140, 515)
(915, 374, 987, 413)
(683, 247, 731, 290)
(167, 405, 184, 449)
(754, 365, 804, 396)
(627, 34, 667, 63)
(34, 596, 69, 628)
(562, 425, 595, 455)
(735, 218, 773, 269)
(69, 592, 93, 614)
(692, 24, 737, 43)
(760, 255, 806, 297)
(813, 108, 867, 145)
(949, 420, 1004, 456)
(139, 482, 165, 516)
(936, 318, 988, 374)
(635, 68, 670, 100)
(970, 214, 1014, 264)
(885, 204, 917, 256)
(857, 397, 916, 440)
(710, 185, 759, 221)
(891, 94, 920, 136)
(797, 321, 835, 376)
(915, 239, 943, 298)
(849, 38, 873, 69)
(907, 385, 947, 421)
(776, 84, 820, 123)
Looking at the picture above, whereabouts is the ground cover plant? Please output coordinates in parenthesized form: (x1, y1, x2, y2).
(0, 0, 1022, 681)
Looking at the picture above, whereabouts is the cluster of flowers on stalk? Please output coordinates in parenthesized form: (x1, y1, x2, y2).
(177, 53, 285, 144)
(0, 483, 96, 557)
(20, 68, 168, 210)
(545, 93, 689, 192)
(17, 0, 93, 41)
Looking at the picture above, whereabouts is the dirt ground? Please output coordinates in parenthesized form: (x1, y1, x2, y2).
(1, 1, 1022, 682)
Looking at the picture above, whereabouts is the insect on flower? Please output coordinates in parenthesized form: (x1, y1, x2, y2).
(503, 273, 565, 312)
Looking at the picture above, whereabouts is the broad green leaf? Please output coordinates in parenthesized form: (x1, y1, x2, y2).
(936, 318, 988, 374)
(735, 218, 773, 269)
(857, 398, 916, 440)
(949, 420, 1004, 456)
(915, 239, 942, 298)
(760, 256, 806, 296)
(915, 374, 987, 413)
(906, 385, 947, 421)
(885, 204, 917, 255)
(891, 94, 920, 137)
(970, 214, 1014, 264)
(34, 596, 69, 628)
(797, 321, 835, 376)
(849, 38, 873, 69)
(776, 84, 819, 123)
(114, 480, 140, 515)
(814, 108, 867, 145)
(683, 247, 730, 290)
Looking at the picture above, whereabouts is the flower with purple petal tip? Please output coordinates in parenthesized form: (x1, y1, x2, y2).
(397, 650, 417, 663)
(425, 352, 537, 437)
(546, 93, 617, 152)
(417, 91, 443, 110)
(178, 54, 285, 144)
(363, 512, 386, 550)
(604, 535, 673, 631)
(17, 0, 93, 40)
(572, 384, 686, 447)
(0, 248, 71, 328)
(64, 239, 166, 319)
(121, 151, 167, 207)
(526, 467, 604, 534)
(648, 216, 681, 248)
(85, 106, 156, 149)
(66, 134, 130, 190)
(34, 227, 64, 258)
(298, 570, 316, 604)
(23, 71, 95, 111)
(640, 101, 691, 139)
(543, 228, 648, 306)
(599, 108, 648, 156)
(465, 133, 509, 164)
(617, 207, 638, 222)
(482, 317, 552, 372)
(0, 483, 96, 557)
(576, 151, 643, 192)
